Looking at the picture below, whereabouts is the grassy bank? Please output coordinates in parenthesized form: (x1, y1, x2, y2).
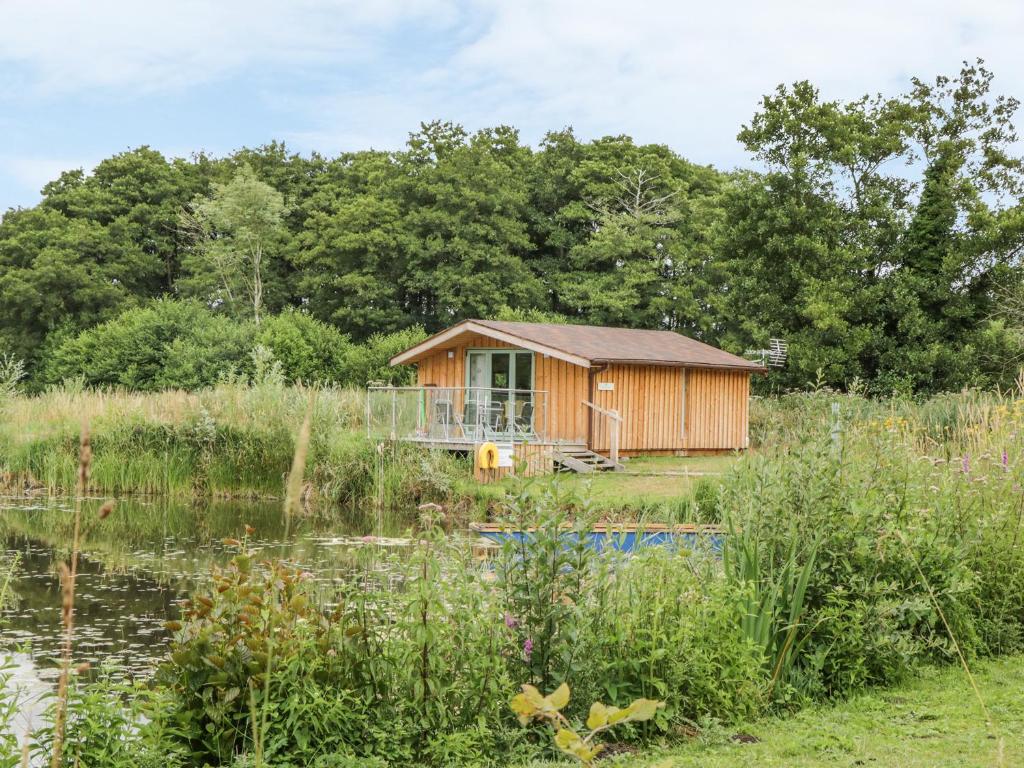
(7, 383, 1024, 766)
(469, 455, 736, 517)
(523, 655, 1023, 767)
(3, 382, 1024, 524)
(0, 383, 475, 520)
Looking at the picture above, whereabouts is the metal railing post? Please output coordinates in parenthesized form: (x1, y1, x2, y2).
(390, 388, 397, 441)
(365, 387, 372, 438)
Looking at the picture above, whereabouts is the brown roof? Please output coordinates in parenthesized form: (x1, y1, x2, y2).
(390, 319, 765, 371)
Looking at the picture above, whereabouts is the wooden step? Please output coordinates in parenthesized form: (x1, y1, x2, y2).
(551, 449, 624, 473)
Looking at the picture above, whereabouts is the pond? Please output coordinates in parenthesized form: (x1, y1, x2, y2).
(0, 495, 409, 700)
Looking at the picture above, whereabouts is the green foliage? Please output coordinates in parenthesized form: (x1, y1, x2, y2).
(159, 548, 337, 764)
(33, 671, 186, 768)
(255, 309, 352, 384)
(0, 663, 21, 767)
(724, 60, 1024, 392)
(13, 386, 1024, 766)
(178, 164, 289, 324)
(723, 528, 818, 697)
(719, 440, 980, 699)
(41, 299, 254, 391)
(343, 327, 427, 386)
(0, 353, 25, 401)
(0, 206, 162, 369)
(574, 547, 766, 729)
(153, 529, 525, 766)
(2, 61, 1023, 393)
(36, 300, 420, 392)
(496, 481, 598, 691)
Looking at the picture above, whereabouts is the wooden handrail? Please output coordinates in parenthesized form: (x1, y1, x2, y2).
(581, 399, 622, 422)
(581, 400, 621, 464)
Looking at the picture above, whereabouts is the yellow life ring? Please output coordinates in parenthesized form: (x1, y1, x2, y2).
(477, 442, 499, 470)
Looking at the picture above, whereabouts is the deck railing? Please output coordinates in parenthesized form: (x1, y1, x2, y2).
(366, 386, 550, 444)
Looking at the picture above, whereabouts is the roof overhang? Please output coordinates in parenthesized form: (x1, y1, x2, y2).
(389, 320, 592, 368)
(592, 358, 767, 373)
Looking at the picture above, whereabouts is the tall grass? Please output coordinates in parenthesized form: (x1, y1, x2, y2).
(0, 383, 362, 494)
(0, 382, 473, 521)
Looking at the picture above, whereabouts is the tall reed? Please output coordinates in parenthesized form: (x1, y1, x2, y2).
(49, 421, 89, 768)
(283, 388, 316, 532)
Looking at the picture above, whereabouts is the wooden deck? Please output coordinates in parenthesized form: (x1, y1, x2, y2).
(399, 435, 584, 453)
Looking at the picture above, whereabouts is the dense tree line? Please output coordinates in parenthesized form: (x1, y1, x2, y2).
(2, 61, 1023, 393)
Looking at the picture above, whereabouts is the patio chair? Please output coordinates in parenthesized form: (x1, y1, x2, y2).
(431, 400, 454, 439)
(513, 401, 537, 441)
(457, 400, 483, 441)
(481, 403, 507, 441)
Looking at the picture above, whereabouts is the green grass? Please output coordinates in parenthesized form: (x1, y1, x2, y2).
(521, 656, 1024, 767)
(465, 454, 739, 514)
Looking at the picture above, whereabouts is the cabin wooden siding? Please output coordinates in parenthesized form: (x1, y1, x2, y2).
(415, 336, 750, 452)
(683, 368, 750, 450)
(590, 364, 685, 453)
(590, 365, 749, 453)
(414, 333, 589, 443)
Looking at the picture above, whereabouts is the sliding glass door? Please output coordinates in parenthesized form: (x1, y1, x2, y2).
(466, 350, 534, 437)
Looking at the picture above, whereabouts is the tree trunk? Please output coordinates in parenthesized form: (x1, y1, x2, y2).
(253, 243, 263, 325)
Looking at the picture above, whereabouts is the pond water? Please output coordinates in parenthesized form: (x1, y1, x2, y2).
(0, 495, 406, 695)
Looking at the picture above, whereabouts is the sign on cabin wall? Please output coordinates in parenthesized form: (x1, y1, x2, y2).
(597, 382, 615, 391)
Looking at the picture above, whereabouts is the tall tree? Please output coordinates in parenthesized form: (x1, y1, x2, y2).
(179, 165, 288, 324)
(396, 121, 543, 327)
(40, 146, 216, 290)
(723, 60, 1024, 392)
(292, 151, 414, 339)
(0, 207, 159, 368)
(547, 135, 726, 334)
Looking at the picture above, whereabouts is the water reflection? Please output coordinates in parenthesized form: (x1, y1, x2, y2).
(0, 496, 399, 683)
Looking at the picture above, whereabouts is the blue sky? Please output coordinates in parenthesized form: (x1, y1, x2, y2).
(1, 0, 1022, 210)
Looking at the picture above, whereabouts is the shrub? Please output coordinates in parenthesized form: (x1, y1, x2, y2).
(496, 481, 600, 693)
(719, 435, 982, 699)
(158, 547, 360, 765)
(41, 299, 253, 391)
(342, 326, 426, 386)
(256, 309, 353, 385)
(32, 670, 186, 768)
(576, 548, 767, 729)
(158, 530, 525, 766)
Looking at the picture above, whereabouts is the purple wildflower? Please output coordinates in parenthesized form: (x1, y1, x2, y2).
(523, 638, 533, 661)
(504, 612, 519, 629)
(962, 454, 970, 474)
(1003, 450, 1010, 472)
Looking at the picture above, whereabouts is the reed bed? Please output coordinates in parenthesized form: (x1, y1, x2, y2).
(0, 383, 373, 499)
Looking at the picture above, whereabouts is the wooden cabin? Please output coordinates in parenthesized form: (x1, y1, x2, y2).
(383, 320, 764, 474)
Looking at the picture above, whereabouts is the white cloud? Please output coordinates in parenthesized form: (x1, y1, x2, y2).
(0, 0, 457, 94)
(2, 0, 1023, 179)
(0, 154, 90, 194)
(432, 0, 1024, 167)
